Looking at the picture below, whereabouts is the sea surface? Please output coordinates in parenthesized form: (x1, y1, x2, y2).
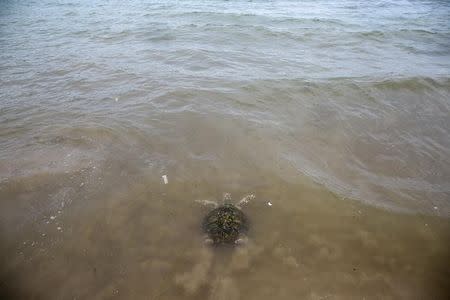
(0, 0, 449, 299)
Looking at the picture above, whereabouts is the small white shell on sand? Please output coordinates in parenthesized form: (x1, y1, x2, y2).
(267, 201, 273, 206)
(162, 175, 168, 184)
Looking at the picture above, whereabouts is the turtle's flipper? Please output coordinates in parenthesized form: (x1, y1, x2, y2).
(195, 199, 219, 208)
(203, 235, 214, 245)
(235, 234, 248, 246)
(236, 194, 255, 209)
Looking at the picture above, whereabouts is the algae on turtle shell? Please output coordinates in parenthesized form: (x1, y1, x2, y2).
(202, 203, 249, 244)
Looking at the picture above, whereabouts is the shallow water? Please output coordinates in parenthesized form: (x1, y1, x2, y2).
(1, 0, 450, 299)
(1, 175, 449, 299)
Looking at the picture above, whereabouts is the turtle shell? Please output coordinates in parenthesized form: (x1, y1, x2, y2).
(202, 203, 248, 244)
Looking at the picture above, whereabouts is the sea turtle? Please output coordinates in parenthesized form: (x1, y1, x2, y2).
(198, 193, 254, 245)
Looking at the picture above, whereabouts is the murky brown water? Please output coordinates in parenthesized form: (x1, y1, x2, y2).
(1, 0, 450, 299)
(1, 164, 449, 299)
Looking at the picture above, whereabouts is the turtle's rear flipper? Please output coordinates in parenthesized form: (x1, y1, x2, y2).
(204, 238, 214, 245)
(235, 235, 248, 245)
